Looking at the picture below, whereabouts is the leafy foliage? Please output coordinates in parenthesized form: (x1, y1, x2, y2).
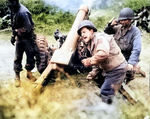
(122, 0, 150, 13)
(0, 0, 75, 34)
(32, 11, 75, 35)
(92, 16, 111, 31)
(22, 0, 75, 35)
(0, 0, 8, 17)
(0, 18, 11, 29)
(20, 0, 53, 15)
(19, 0, 76, 35)
(0, 0, 150, 34)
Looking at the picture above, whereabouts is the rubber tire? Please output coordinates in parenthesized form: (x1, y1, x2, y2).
(35, 35, 50, 74)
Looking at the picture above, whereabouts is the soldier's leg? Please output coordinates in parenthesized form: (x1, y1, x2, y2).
(125, 70, 135, 83)
(14, 39, 24, 87)
(14, 39, 24, 73)
(23, 39, 37, 82)
(100, 62, 127, 104)
(97, 70, 106, 88)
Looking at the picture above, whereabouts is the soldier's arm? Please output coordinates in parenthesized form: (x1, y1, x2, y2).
(104, 19, 119, 34)
(82, 38, 110, 66)
(15, 12, 33, 36)
(81, 50, 108, 67)
(89, 50, 109, 65)
(128, 28, 141, 66)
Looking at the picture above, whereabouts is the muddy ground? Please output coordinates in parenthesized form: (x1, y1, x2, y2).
(0, 30, 150, 119)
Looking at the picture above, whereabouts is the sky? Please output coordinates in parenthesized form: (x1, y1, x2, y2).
(43, 0, 97, 12)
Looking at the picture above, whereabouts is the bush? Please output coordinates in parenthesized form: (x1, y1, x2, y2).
(32, 11, 75, 35)
(3, 0, 150, 34)
(0, 18, 11, 29)
(20, 0, 45, 14)
(0, 0, 8, 17)
(3, 0, 76, 35)
(123, 0, 150, 13)
(96, 16, 113, 29)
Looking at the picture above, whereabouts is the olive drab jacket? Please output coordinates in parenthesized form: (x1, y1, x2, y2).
(87, 32, 126, 72)
(12, 4, 34, 37)
(104, 24, 141, 65)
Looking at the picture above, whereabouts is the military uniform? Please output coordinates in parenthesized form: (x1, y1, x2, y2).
(104, 7, 146, 80)
(7, 0, 39, 86)
(86, 32, 127, 103)
(12, 4, 38, 73)
(104, 20, 145, 79)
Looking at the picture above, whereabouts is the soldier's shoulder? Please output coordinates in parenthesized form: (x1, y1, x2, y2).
(19, 4, 30, 14)
(94, 32, 113, 43)
(131, 25, 141, 33)
(96, 32, 113, 38)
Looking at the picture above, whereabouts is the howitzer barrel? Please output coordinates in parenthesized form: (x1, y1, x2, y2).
(35, 4, 89, 84)
(61, 4, 89, 51)
(50, 4, 89, 65)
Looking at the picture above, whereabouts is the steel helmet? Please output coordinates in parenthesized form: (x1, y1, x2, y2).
(77, 20, 97, 36)
(118, 7, 134, 21)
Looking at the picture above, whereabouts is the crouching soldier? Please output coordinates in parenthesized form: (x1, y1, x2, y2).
(104, 7, 146, 82)
(7, 0, 39, 87)
(77, 20, 128, 104)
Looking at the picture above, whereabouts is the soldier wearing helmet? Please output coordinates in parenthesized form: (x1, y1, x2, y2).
(77, 20, 127, 104)
(6, 0, 39, 86)
(104, 7, 146, 82)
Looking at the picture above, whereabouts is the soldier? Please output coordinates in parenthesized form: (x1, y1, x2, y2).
(6, 0, 39, 86)
(77, 20, 127, 104)
(104, 7, 146, 82)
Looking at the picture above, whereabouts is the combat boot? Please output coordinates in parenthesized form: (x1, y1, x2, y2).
(27, 70, 37, 82)
(14, 72, 20, 87)
(135, 65, 146, 78)
(101, 94, 114, 104)
(139, 69, 146, 77)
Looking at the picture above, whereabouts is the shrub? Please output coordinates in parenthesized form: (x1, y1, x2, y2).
(0, 0, 8, 17)
(123, 0, 150, 13)
(1, 0, 76, 35)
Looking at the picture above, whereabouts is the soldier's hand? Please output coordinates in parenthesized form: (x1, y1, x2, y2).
(13, 29, 18, 36)
(111, 19, 119, 26)
(81, 58, 92, 67)
(11, 36, 16, 46)
(86, 73, 93, 80)
(127, 64, 133, 71)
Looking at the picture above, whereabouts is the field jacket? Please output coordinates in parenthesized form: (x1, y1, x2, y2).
(12, 4, 34, 37)
(87, 32, 126, 72)
(104, 23, 141, 65)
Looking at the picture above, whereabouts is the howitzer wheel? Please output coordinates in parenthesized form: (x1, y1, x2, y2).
(35, 35, 51, 74)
